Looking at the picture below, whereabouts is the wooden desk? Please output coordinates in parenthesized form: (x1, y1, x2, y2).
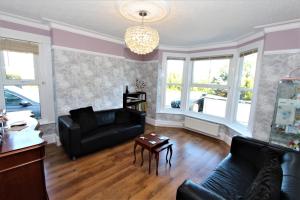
(0, 113, 48, 200)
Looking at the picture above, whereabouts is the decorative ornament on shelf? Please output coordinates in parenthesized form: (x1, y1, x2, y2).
(124, 10, 159, 55)
(136, 79, 146, 92)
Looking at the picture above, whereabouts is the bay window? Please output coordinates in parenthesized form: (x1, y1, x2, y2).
(160, 41, 262, 135)
(235, 49, 258, 126)
(163, 58, 185, 110)
(189, 56, 232, 118)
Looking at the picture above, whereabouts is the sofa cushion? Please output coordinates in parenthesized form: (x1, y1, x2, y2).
(94, 110, 116, 126)
(115, 110, 131, 124)
(70, 106, 98, 135)
(244, 152, 282, 200)
(81, 123, 143, 153)
(177, 180, 226, 200)
(201, 154, 258, 200)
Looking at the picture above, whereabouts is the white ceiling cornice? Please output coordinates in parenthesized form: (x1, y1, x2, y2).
(46, 18, 124, 45)
(0, 11, 49, 30)
(255, 18, 300, 33)
(159, 41, 237, 52)
(235, 32, 264, 45)
(159, 31, 265, 52)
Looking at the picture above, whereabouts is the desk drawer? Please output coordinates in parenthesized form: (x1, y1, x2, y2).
(0, 146, 45, 172)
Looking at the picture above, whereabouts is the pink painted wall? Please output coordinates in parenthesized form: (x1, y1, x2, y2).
(2, 17, 299, 61)
(51, 29, 121, 56)
(51, 29, 145, 61)
(0, 19, 50, 36)
(264, 28, 300, 51)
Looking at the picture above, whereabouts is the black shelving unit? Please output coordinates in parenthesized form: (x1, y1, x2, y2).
(123, 92, 147, 111)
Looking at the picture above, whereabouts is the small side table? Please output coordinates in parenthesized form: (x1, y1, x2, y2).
(133, 133, 169, 174)
(153, 143, 173, 176)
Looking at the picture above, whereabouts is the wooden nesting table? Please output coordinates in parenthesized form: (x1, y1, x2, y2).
(133, 132, 173, 175)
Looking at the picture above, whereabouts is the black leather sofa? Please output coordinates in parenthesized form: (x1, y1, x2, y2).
(177, 136, 300, 200)
(58, 108, 145, 159)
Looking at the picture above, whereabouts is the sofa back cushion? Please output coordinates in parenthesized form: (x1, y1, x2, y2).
(115, 110, 131, 124)
(70, 106, 98, 135)
(94, 110, 116, 126)
(244, 151, 282, 200)
(230, 137, 285, 171)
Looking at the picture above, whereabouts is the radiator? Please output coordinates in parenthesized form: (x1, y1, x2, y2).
(184, 117, 220, 138)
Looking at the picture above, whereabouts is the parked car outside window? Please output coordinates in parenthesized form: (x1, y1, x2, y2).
(4, 86, 41, 118)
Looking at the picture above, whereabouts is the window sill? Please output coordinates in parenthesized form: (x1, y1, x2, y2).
(226, 122, 252, 137)
(157, 109, 184, 115)
(157, 110, 252, 137)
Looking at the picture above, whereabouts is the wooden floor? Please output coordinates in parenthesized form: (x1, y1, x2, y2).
(44, 125, 229, 200)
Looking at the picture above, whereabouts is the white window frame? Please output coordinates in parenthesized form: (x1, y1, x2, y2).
(0, 51, 39, 84)
(230, 40, 264, 133)
(0, 27, 55, 124)
(186, 50, 237, 121)
(160, 52, 189, 113)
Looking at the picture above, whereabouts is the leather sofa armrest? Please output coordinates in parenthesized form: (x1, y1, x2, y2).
(176, 179, 225, 200)
(58, 115, 82, 158)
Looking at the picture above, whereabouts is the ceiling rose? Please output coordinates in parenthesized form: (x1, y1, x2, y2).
(118, 0, 170, 22)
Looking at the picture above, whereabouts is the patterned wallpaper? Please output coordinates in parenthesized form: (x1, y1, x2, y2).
(49, 49, 300, 143)
(253, 52, 300, 141)
(53, 49, 158, 119)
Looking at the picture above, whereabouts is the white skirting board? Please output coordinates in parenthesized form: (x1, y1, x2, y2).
(223, 134, 233, 146)
(42, 133, 57, 144)
(41, 133, 62, 146)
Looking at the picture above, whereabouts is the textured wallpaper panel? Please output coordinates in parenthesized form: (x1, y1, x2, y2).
(253, 52, 300, 141)
(53, 49, 158, 118)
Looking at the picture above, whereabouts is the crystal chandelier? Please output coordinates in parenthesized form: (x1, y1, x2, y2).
(124, 11, 159, 55)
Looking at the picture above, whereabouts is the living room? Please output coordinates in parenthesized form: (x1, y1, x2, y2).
(0, 0, 299, 200)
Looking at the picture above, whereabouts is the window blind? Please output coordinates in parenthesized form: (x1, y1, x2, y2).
(167, 57, 186, 61)
(191, 54, 233, 61)
(0, 38, 39, 54)
(240, 49, 258, 57)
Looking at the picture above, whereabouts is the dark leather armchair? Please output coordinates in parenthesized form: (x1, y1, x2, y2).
(58, 108, 145, 159)
(177, 136, 300, 200)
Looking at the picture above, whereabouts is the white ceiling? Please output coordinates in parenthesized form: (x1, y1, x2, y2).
(0, 0, 300, 47)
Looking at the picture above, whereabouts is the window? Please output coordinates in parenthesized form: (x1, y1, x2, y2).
(163, 58, 185, 109)
(160, 42, 262, 135)
(0, 38, 41, 119)
(235, 49, 258, 125)
(189, 56, 232, 118)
